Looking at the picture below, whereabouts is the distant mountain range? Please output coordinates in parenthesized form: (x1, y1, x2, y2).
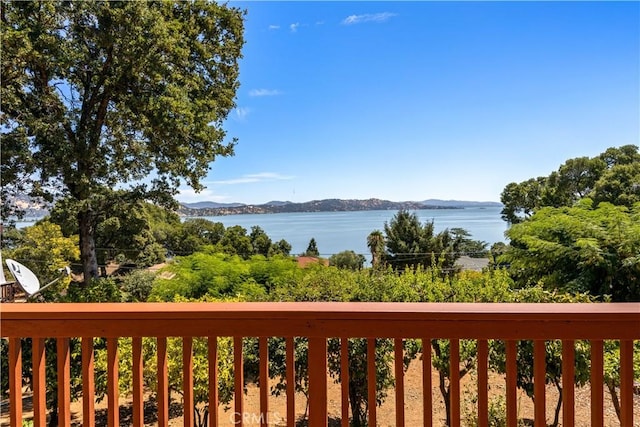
(179, 198, 502, 216)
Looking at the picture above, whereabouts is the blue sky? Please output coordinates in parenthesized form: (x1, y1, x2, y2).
(176, 1, 640, 205)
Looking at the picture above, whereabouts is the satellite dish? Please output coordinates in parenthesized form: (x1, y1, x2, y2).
(5, 259, 41, 296)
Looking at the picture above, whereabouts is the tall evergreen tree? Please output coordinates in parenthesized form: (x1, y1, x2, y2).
(304, 237, 320, 257)
(383, 210, 462, 271)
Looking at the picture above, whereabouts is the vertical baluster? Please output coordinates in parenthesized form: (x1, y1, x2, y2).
(562, 340, 575, 427)
(107, 338, 119, 427)
(620, 340, 634, 426)
(477, 340, 488, 427)
(9, 337, 22, 427)
(422, 338, 432, 427)
(209, 336, 219, 427)
(58, 337, 71, 427)
(259, 337, 269, 427)
(394, 338, 405, 427)
(286, 337, 295, 427)
(234, 336, 244, 426)
(158, 337, 169, 427)
(506, 340, 517, 427)
(32, 338, 46, 427)
(340, 337, 349, 427)
(132, 337, 143, 427)
(534, 340, 546, 427)
(183, 337, 194, 427)
(590, 340, 603, 427)
(449, 339, 460, 427)
(367, 338, 377, 427)
(308, 337, 327, 427)
(82, 337, 95, 427)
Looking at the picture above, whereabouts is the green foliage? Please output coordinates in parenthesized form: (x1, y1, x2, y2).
(4, 220, 79, 289)
(59, 193, 167, 267)
(503, 200, 640, 301)
(64, 277, 123, 302)
(150, 252, 302, 301)
(303, 238, 320, 257)
(1, 0, 245, 279)
(118, 270, 157, 302)
(500, 145, 640, 223)
(451, 228, 489, 258)
(383, 209, 465, 271)
(218, 225, 254, 259)
(329, 250, 366, 270)
(167, 218, 226, 256)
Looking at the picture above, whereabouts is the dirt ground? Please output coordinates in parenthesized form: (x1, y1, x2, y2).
(2, 358, 638, 427)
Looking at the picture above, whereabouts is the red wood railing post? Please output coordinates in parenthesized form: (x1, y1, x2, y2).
(506, 340, 518, 427)
(132, 337, 143, 427)
(620, 340, 634, 426)
(209, 336, 219, 427)
(449, 339, 460, 427)
(477, 340, 489, 427)
(157, 337, 169, 427)
(422, 337, 432, 427)
(534, 340, 546, 427)
(590, 340, 604, 427)
(340, 337, 349, 427)
(9, 337, 22, 427)
(259, 336, 269, 427)
(183, 336, 194, 427)
(367, 338, 377, 427)
(561, 340, 575, 427)
(32, 338, 46, 427)
(58, 337, 71, 427)
(234, 336, 244, 426)
(308, 336, 327, 427)
(286, 337, 296, 427)
(82, 337, 96, 427)
(394, 338, 405, 427)
(107, 338, 119, 427)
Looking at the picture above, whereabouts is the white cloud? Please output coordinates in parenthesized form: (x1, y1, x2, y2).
(176, 188, 231, 204)
(290, 22, 300, 32)
(249, 89, 282, 97)
(210, 172, 294, 185)
(268, 25, 280, 30)
(342, 12, 397, 25)
(233, 107, 250, 121)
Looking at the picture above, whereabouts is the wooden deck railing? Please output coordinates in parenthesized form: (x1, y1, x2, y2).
(2, 302, 639, 426)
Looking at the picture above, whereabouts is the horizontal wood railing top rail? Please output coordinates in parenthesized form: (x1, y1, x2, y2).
(2, 302, 639, 339)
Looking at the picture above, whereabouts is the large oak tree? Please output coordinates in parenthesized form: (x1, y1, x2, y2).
(1, 1, 245, 281)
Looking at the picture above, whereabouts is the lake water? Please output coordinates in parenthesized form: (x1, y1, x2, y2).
(194, 207, 509, 258)
(13, 207, 509, 259)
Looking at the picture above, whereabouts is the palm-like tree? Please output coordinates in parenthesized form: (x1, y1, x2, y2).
(367, 230, 385, 269)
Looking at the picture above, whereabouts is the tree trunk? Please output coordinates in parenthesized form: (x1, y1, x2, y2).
(552, 383, 563, 427)
(606, 381, 622, 423)
(78, 208, 99, 284)
(349, 380, 366, 427)
(48, 399, 58, 427)
(439, 370, 451, 427)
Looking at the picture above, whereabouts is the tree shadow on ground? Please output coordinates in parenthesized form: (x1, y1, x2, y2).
(295, 416, 341, 427)
(91, 399, 182, 426)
